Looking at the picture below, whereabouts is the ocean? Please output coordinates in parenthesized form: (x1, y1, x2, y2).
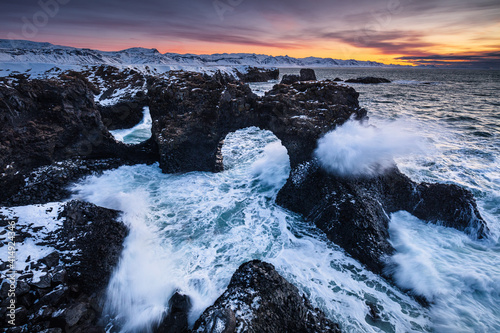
(75, 68, 500, 332)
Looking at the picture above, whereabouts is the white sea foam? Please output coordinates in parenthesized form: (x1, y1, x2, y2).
(314, 119, 425, 177)
(110, 106, 152, 144)
(251, 141, 290, 191)
(387, 211, 500, 333)
(72, 128, 429, 333)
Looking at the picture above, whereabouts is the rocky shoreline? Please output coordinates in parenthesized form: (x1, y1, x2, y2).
(0, 67, 489, 332)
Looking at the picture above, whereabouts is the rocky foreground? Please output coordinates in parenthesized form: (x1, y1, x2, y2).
(0, 67, 489, 332)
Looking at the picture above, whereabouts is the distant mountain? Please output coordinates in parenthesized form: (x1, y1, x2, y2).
(0, 39, 398, 68)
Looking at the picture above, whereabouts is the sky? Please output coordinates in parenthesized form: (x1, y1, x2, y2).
(1, 0, 499, 67)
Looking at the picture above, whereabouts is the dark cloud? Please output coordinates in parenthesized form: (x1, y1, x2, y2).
(396, 52, 500, 68)
(320, 30, 436, 55)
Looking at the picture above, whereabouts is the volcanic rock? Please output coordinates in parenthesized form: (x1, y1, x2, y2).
(193, 260, 341, 333)
(148, 72, 366, 173)
(236, 67, 279, 82)
(276, 163, 489, 274)
(0, 200, 127, 332)
(300, 68, 317, 81)
(0, 77, 158, 205)
(155, 292, 191, 333)
(280, 74, 300, 84)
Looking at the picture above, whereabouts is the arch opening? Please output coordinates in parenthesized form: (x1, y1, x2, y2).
(219, 127, 291, 196)
(109, 106, 153, 144)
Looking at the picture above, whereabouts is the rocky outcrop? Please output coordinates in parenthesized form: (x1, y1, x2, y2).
(148, 71, 365, 173)
(193, 260, 341, 333)
(0, 77, 158, 205)
(345, 77, 391, 84)
(277, 163, 489, 274)
(280, 74, 301, 85)
(89, 66, 149, 130)
(155, 292, 191, 333)
(280, 68, 317, 85)
(300, 68, 317, 81)
(235, 67, 279, 82)
(0, 200, 128, 332)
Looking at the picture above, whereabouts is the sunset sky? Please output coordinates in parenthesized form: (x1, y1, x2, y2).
(1, 0, 499, 67)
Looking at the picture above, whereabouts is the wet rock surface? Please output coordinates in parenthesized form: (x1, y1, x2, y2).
(277, 162, 489, 274)
(280, 74, 301, 85)
(0, 200, 127, 333)
(193, 260, 341, 333)
(155, 292, 192, 333)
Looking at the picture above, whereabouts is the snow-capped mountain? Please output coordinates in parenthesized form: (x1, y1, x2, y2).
(0, 39, 395, 68)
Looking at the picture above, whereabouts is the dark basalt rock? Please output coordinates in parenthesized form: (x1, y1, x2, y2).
(55, 200, 128, 293)
(0, 77, 158, 205)
(276, 162, 489, 274)
(333, 78, 343, 82)
(300, 68, 317, 81)
(148, 71, 486, 275)
(99, 97, 147, 130)
(276, 162, 394, 274)
(411, 182, 487, 237)
(148, 72, 366, 173)
(280, 74, 300, 85)
(155, 292, 191, 333)
(236, 67, 279, 82)
(345, 77, 391, 84)
(0, 200, 127, 332)
(193, 260, 341, 333)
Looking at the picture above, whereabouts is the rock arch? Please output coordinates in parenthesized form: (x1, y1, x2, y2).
(148, 71, 366, 174)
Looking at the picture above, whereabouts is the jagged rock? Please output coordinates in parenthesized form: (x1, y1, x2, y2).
(0, 200, 128, 332)
(300, 68, 317, 81)
(99, 98, 146, 130)
(15, 280, 30, 297)
(51, 269, 67, 285)
(277, 162, 394, 274)
(64, 302, 88, 327)
(236, 67, 279, 82)
(193, 260, 340, 333)
(148, 72, 366, 173)
(155, 292, 191, 333)
(55, 200, 128, 293)
(0, 78, 158, 205)
(345, 77, 391, 84)
(277, 163, 489, 274)
(198, 308, 236, 333)
(40, 252, 60, 268)
(31, 274, 52, 289)
(280, 74, 300, 85)
(333, 78, 343, 81)
(0, 77, 118, 171)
